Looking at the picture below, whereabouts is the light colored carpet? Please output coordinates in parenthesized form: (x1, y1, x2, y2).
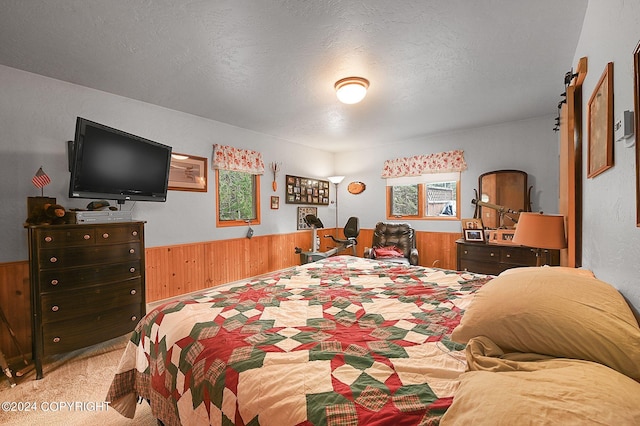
(0, 334, 156, 426)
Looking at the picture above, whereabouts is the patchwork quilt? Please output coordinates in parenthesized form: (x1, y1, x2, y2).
(106, 255, 492, 426)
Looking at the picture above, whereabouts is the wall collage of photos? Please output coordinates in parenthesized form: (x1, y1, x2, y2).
(285, 175, 330, 205)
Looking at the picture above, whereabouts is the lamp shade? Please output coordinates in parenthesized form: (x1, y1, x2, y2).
(512, 213, 567, 249)
(327, 175, 345, 184)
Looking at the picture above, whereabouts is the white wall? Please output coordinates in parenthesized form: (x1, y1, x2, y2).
(334, 116, 561, 232)
(572, 0, 640, 312)
(0, 65, 334, 263)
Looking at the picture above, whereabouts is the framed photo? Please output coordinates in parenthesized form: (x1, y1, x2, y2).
(461, 217, 483, 230)
(488, 229, 517, 245)
(634, 41, 640, 226)
(297, 206, 317, 230)
(270, 196, 279, 210)
(285, 175, 330, 205)
(464, 229, 485, 242)
(168, 153, 208, 192)
(587, 62, 614, 178)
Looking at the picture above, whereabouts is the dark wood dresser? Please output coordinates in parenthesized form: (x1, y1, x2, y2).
(26, 221, 146, 379)
(456, 238, 559, 275)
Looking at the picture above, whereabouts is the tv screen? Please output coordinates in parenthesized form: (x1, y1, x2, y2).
(69, 117, 172, 203)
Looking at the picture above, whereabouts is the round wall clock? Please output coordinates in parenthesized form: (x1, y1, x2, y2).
(347, 181, 366, 194)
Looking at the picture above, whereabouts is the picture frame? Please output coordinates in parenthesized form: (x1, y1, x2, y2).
(297, 206, 318, 230)
(168, 153, 208, 192)
(587, 62, 614, 178)
(270, 196, 279, 210)
(488, 229, 517, 245)
(285, 174, 330, 205)
(634, 41, 640, 227)
(464, 229, 485, 242)
(461, 217, 483, 230)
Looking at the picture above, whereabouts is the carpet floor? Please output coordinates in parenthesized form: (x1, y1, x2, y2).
(0, 334, 155, 426)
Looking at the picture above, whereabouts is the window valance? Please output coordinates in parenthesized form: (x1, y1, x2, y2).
(213, 144, 265, 175)
(381, 149, 467, 178)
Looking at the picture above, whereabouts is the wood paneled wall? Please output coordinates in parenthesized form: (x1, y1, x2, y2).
(0, 228, 461, 360)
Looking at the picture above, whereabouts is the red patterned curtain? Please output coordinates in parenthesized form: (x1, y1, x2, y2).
(381, 149, 467, 178)
(213, 144, 265, 175)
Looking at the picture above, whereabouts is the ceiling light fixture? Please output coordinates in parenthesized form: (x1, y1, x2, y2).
(334, 77, 369, 104)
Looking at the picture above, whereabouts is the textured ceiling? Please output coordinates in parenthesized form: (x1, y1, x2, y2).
(0, 1, 588, 152)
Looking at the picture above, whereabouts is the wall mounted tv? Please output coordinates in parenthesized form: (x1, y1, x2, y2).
(69, 117, 172, 203)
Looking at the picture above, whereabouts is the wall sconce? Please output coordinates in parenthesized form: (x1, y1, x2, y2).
(335, 77, 369, 104)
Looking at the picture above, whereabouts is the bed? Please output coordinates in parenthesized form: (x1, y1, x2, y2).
(106, 256, 640, 425)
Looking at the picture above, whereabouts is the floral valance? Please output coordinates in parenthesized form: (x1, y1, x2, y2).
(381, 149, 467, 178)
(213, 144, 265, 175)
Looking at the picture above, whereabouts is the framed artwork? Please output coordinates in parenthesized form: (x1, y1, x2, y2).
(297, 206, 318, 230)
(270, 196, 279, 210)
(168, 153, 208, 192)
(464, 229, 485, 242)
(634, 41, 640, 226)
(587, 62, 614, 178)
(285, 175, 330, 205)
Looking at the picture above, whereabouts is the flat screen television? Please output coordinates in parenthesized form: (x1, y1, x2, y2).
(69, 117, 172, 203)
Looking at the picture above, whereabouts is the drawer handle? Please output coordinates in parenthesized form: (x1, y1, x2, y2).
(129, 248, 135, 254)
(50, 257, 58, 263)
(84, 234, 91, 240)
(506, 254, 511, 258)
(51, 305, 59, 312)
(51, 279, 59, 286)
(53, 337, 61, 343)
(490, 253, 495, 257)
(130, 315, 137, 321)
(130, 289, 137, 295)
(44, 236, 53, 243)
(463, 250, 468, 254)
(129, 267, 136, 273)
(102, 233, 110, 239)
(132, 231, 138, 237)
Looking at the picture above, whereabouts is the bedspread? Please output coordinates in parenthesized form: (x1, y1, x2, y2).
(106, 255, 491, 426)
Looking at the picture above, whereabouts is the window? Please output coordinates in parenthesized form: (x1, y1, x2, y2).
(216, 169, 261, 227)
(386, 172, 460, 220)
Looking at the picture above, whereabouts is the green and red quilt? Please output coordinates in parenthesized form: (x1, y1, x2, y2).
(107, 255, 492, 426)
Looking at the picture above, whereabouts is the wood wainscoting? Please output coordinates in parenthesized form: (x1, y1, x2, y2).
(0, 228, 461, 360)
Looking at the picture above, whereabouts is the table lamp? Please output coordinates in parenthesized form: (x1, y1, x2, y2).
(512, 212, 567, 266)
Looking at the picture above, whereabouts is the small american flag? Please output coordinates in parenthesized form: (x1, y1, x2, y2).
(32, 167, 51, 188)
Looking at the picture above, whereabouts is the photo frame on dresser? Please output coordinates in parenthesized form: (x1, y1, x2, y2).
(464, 229, 485, 242)
(587, 62, 614, 178)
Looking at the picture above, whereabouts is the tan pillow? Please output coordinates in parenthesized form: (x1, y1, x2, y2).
(450, 268, 640, 380)
(441, 360, 640, 425)
(499, 265, 595, 278)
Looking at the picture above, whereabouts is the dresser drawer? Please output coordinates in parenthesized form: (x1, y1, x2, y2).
(39, 261, 142, 293)
(500, 247, 536, 265)
(36, 228, 96, 248)
(40, 279, 142, 324)
(42, 304, 143, 355)
(458, 244, 500, 262)
(38, 243, 141, 269)
(458, 259, 503, 275)
(94, 225, 142, 245)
